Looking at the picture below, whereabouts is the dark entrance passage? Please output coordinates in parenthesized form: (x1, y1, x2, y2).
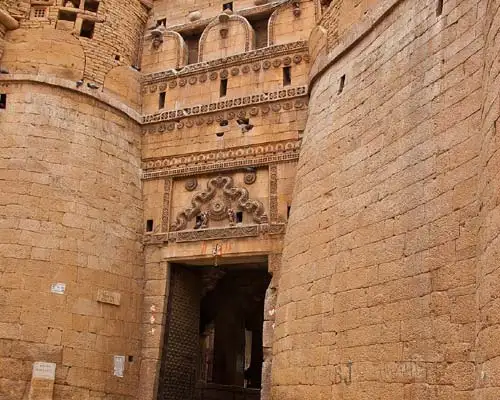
(158, 262, 271, 400)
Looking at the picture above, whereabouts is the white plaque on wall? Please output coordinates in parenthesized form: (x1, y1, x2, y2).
(50, 283, 66, 295)
(32, 362, 56, 380)
(113, 355, 125, 377)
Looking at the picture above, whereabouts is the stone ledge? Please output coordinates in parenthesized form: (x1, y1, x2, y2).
(0, 74, 143, 123)
(144, 223, 286, 244)
(142, 85, 307, 124)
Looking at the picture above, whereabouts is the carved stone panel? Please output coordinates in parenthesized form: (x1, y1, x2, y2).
(171, 174, 268, 231)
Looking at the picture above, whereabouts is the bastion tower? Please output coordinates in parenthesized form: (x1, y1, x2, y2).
(0, 0, 317, 398)
(2, 0, 500, 399)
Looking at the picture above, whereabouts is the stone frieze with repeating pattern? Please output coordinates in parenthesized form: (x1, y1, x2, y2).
(142, 41, 308, 85)
(142, 139, 301, 179)
(142, 85, 307, 124)
(143, 223, 286, 244)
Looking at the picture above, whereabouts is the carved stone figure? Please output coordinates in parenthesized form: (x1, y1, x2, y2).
(194, 211, 209, 230)
(228, 208, 236, 226)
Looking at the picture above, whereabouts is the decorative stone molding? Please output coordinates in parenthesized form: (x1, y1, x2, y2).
(144, 52, 307, 92)
(161, 178, 173, 232)
(199, 14, 255, 62)
(185, 178, 198, 191)
(142, 85, 307, 124)
(143, 223, 286, 244)
(173, 225, 259, 242)
(163, 0, 287, 37)
(143, 97, 307, 134)
(171, 175, 268, 231)
(142, 139, 301, 179)
(142, 41, 308, 85)
(269, 164, 279, 222)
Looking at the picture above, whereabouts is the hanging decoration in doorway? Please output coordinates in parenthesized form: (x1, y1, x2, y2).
(212, 243, 222, 266)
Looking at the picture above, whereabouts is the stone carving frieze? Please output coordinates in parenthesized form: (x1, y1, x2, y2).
(171, 175, 268, 231)
(142, 86, 307, 124)
(142, 139, 301, 179)
(161, 178, 173, 232)
(144, 51, 308, 90)
(173, 225, 260, 242)
(143, 98, 307, 133)
(269, 164, 279, 222)
(143, 223, 286, 244)
(141, 41, 308, 85)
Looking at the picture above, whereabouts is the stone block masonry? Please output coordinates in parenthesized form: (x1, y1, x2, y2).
(1, 0, 500, 399)
(0, 83, 144, 399)
(273, 0, 500, 398)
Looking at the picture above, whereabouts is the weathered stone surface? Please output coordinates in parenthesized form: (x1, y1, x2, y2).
(1, 0, 499, 399)
(274, 0, 499, 399)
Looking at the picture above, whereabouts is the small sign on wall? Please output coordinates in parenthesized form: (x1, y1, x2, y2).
(32, 362, 56, 380)
(97, 289, 121, 306)
(113, 355, 125, 377)
(50, 283, 66, 295)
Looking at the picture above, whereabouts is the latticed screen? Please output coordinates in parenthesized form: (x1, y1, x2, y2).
(33, 8, 47, 18)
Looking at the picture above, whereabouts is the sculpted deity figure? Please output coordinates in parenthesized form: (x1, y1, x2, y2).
(228, 208, 236, 226)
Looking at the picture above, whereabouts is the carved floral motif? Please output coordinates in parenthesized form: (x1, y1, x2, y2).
(269, 164, 278, 222)
(185, 177, 198, 191)
(142, 41, 308, 85)
(171, 175, 268, 231)
(142, 86, 307, 124)
(142, 139, 301, 179)
(244, 172, 257, 185)
(161, 178, 173, 232)
(143, 223, 287, 244)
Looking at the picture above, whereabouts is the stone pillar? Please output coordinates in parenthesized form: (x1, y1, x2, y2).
(261, 254, 280, 400)
(138, 247, 169, 400)
(476, 0, 500, 396)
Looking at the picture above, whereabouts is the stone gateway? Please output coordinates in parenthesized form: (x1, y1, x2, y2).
(0, 0, 499, 399)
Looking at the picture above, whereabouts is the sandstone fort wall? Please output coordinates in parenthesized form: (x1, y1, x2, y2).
(1, 0, 499, 399)
(0, 83, 144, 399)
(274, 0, 494, 398)
(476, 0, 500, 397)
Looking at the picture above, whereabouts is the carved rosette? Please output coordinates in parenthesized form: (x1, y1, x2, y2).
(185, 177, 198, 191)
(171, 175, 268, 231)
(244, 170, 257, 185)
(208, 198, 229, 220)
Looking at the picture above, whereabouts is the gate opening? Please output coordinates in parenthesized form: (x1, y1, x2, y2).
(158, 261, 271, 400)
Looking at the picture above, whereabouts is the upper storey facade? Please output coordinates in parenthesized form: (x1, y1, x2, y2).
(140, 0, 320, 124)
